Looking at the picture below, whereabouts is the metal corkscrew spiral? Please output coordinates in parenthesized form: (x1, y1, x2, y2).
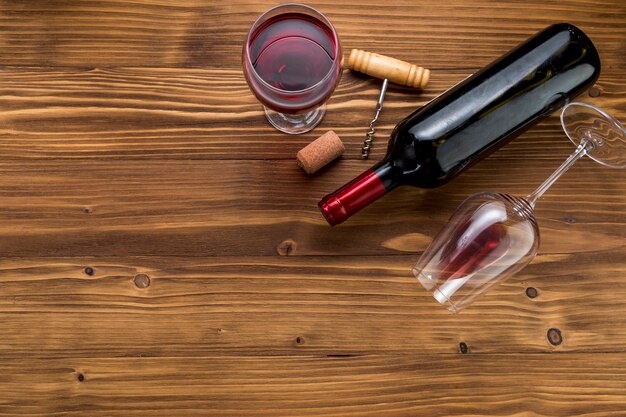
(362, 78, 388, 159)
(345, 49, 429, 159)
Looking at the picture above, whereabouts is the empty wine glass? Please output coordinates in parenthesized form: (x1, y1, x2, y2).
(242, 3, 342, 134)
(413, 102, 626, 313)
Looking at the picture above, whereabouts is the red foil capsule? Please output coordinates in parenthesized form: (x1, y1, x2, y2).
(318, 169, 387, 226)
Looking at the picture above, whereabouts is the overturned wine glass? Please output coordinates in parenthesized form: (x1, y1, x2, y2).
(413, 102, 626, 313)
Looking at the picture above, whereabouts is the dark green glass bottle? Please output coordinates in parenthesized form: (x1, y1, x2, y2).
(319, 23, 601, 226)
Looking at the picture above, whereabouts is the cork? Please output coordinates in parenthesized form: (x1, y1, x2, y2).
(297, 130, 344, 174)
(346, 49, 430, 89)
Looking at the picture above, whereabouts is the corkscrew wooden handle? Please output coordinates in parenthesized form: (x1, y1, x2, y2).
(346, 49, 430, 89)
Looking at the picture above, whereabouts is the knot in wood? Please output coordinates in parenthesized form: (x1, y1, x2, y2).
(525, 287, 538, 298)
(133, 273, 151, 289)
(588, 86, 602, 97)
(277, 239, 297, 256)
(547, 328, 563, 346)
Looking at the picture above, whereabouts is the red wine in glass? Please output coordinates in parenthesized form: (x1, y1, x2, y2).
(436, 218, 510, 281)
(243, 4, 342, 134)
(414, 193, 540, 312)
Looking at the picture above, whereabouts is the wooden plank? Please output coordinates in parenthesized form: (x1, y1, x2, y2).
(0, 1, 625, 415)
(1, 354, 626, 416)
(0, 67, 624, 161)
(0, 0, 624, 70)
(0, 253, 624, 358)
(0, 156, 623, 257)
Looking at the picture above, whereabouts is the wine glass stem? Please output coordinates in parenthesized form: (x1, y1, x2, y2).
(526, 142, 589, 207)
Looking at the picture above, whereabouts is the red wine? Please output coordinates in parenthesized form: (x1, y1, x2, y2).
(243, 12, 341, 114)
(319, 23, 601, 225)
(251, 14, 334, 91)
(437, 219, 509, 281)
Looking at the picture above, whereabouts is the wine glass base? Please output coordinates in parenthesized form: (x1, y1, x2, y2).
(264, 104, 326, 134)
(561, 102, 626, 169)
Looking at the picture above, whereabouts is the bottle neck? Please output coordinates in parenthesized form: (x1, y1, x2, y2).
(318, 159, 398, 226)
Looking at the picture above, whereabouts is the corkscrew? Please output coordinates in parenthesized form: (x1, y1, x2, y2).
(345, 49, 430, 159)
(362, 79, 388, 158)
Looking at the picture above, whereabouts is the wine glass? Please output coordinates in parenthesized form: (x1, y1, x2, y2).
(242, 3, 342, 134)
(413, 102, 626, 313)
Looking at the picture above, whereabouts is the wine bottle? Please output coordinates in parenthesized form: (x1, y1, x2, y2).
(318, 23, 601, 226)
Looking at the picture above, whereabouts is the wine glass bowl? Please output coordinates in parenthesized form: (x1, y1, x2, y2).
(414, 102, 626, 312)
(413, 193, 539, 313)
(242, 3, 342, 134)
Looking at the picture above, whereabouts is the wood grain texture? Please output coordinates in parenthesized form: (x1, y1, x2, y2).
(2, 354, 626, 417)
(0, 254, 625, 359)
(0, 0, 625, 69)
(0, 0, 626, 415)
(0, 157, 623, 257)
(1, 67, 625, 161)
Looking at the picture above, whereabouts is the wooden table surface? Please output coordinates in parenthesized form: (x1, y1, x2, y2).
(1, 1, 625, 415)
